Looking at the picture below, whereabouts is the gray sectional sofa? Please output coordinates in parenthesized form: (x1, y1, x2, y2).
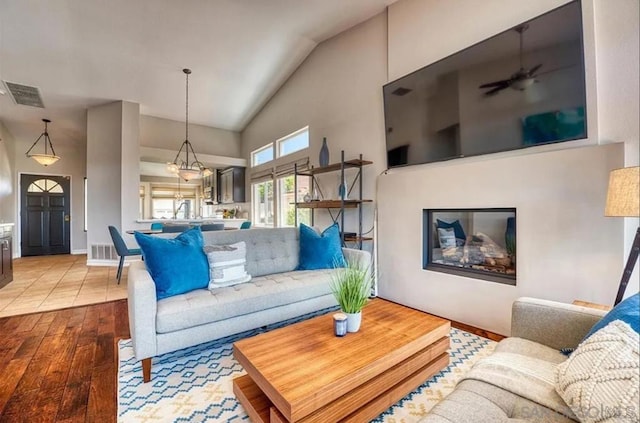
(127, 227, 371, 382)
(420, 297, 608, 423)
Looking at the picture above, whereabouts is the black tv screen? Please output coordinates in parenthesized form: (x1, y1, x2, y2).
(383, 0, 586, 168)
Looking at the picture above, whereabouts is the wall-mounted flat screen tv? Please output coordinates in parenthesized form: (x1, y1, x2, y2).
(383, 0, 586, 168)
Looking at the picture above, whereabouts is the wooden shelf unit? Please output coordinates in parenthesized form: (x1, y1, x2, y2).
(294, 199, 373, 209)
(296, 159, 373, 176)
(294, 151, 373, 249)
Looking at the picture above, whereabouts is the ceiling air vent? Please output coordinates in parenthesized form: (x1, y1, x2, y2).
(391, 87, 412, 96)
(3, 81, 45, 108)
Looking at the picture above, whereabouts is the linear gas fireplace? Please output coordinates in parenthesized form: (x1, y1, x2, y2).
(423, 208, 516, 285)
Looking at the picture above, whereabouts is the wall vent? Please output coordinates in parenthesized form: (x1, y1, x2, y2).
(391, 87, 412, 96)
(3, 81, 45, 108)
(91, 244, 118, 261)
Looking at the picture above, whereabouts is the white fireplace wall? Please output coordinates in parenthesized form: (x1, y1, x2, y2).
(377, 143, 624, 336)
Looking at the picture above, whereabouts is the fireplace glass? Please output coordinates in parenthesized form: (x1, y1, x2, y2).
(423, 208, 516, 285)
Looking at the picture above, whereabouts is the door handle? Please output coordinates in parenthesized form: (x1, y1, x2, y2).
(64, 215, 70, 222)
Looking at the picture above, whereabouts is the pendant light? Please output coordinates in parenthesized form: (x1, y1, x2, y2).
(168, 68, 210, 181)
(26, 119, 60, 166)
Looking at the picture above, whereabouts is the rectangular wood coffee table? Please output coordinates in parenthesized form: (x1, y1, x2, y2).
(233, 298, 450, 422)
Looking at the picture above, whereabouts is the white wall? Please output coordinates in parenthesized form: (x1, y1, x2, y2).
(0, 121, 15, 226)
(140, 115, 241, 158)
(242, 13, 388, 234)
(379, 0, 638, 333)
(378, 144, 623, 335)
(121, 102, 140, 232)
(86, 101, 140, 260)
(593, 0, 640, 296)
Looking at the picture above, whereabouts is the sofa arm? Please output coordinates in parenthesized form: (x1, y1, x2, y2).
(127, 261, 158, 360)
(342, 247, 372, 270)
(511, 297, 607, 350)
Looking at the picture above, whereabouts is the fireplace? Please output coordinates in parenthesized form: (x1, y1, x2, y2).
(423, 208, 516, 285)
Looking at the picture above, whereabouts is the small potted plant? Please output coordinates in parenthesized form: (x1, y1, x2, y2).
(330, 262, 372, 333)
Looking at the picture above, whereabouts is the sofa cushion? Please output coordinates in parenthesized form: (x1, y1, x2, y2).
(297, 223, 345, 270)
(134, 227, 209, 300)
(155, 268, 339, 333)
(420, 379, 576, 422)
(204, 242, 251, 288)
(582, 292, 639, 341)
(200, 227, 299, 277)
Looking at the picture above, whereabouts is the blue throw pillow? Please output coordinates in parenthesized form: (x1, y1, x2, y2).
(297, 223, 346, 270)
(583, 292, 640, 341)
(436, 219, 467, 243)
(134, 227, 209, 300)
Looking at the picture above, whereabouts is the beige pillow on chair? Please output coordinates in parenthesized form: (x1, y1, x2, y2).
(555, 320, 639, 423)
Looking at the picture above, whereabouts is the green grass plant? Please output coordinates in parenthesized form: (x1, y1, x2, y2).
(330, 261, 372, 314)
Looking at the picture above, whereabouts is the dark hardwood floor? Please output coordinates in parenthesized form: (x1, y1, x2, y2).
(0, 298, 504, 422)
(0, 300, 129, 423)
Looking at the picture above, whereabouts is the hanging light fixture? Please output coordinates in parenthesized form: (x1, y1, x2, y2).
(25, 119, 60, 166)
(168, 68, 211, 181)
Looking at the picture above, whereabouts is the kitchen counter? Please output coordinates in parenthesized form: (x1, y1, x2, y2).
(136, 218, 247, 223)
(134, 218, 247, 230)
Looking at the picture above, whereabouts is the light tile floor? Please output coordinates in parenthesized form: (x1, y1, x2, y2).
(0, 254, 129, 317)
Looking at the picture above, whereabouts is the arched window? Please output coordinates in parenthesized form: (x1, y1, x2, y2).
(27, 178, 64, 193)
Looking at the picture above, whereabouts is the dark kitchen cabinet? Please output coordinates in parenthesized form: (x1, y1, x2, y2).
(218, 167, 245, 204)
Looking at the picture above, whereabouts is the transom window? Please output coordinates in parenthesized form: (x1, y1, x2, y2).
(251, 126, 310, 168)
(251, 144, 274, 167)
(27, 178, 64, 193)
(277, 127, 309, 158)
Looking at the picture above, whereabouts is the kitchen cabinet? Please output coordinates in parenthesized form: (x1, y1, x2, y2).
(0, 227, 13, 288)
(202, 173, 218, 204)
(218, 167, 245, 204)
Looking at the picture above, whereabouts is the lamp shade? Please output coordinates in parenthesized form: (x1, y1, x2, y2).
(605, 166, 639, 217)
(29, 153, 60, 166)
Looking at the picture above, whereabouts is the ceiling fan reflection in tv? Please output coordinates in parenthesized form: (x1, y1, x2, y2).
(478, 23, 567, 96)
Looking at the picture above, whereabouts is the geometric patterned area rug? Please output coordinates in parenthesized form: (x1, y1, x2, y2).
(118, 306, 496, 422)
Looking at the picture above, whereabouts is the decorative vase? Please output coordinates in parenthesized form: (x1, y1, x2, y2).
(505, 217, 516, 263)
(345, 311, 362, 333)
(338, 174, 348, 200)
(319, 137, 329, 167)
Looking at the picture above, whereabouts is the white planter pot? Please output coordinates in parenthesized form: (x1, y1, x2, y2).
(345, 312, 362, 333)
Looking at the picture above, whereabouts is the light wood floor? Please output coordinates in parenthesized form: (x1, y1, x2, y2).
(0, 255, 128, 318)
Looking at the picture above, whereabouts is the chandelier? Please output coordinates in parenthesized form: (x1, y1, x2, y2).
(25, 119, 60, 166)
(167, 68, 212, 181)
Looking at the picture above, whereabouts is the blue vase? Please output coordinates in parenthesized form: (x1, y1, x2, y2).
(338, 174, 348, 200)
(319, 137, 329, 167)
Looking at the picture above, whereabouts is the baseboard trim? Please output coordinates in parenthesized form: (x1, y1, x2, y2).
(87, 259, 119, 267)
(86, 258, 142, 267)
(71, 249, 87, 255)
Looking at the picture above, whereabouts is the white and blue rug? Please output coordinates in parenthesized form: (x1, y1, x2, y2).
(118, 307, 496, 422)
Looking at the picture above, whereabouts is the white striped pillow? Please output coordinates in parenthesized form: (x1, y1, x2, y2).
(204, 242, 251, 288)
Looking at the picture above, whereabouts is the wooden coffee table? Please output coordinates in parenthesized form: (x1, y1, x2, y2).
(233, 298, 450, 422)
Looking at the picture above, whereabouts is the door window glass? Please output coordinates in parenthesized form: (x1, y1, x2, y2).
(27, 179, 64, 193)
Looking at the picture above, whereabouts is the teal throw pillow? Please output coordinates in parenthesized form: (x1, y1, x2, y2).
(436, 219, 467, 244)
(297, 223, 346, 270)
(134, 227, 209, 300)
(583, 292, 639, 341)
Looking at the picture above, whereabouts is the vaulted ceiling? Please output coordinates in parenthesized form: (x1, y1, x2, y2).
(0, 0, 397, 147)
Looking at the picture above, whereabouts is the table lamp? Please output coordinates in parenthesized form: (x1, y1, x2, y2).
(604, 166, 640, 305)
